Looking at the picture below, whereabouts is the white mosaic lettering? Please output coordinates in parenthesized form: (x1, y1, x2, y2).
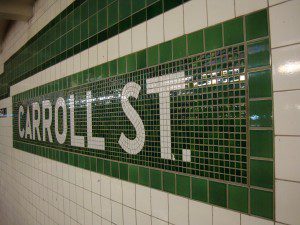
(32, 102, 41, 141)
(25, 106, 32, 139)
(146, 71, 186, 160)
(70, 94, 85, 147)
(86, 91, 105, 150)
(42, 100, 53, 142)
(55, 97, 67, 144)
(119, 82, 145, 154)
(18, 105, 25, 138)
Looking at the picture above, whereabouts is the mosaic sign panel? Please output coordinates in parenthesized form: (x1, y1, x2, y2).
(12, 9, 274, 220)
(13, 44, 247, 184)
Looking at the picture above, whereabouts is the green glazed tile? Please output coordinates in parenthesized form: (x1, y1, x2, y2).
(173, 35, 187, 60)
(118, 57, 127, 74)
(98, 0, 107, 10)
(251, 159, 273, 189)
(223, 17, 244, 46)
(111, 161, 119, 178)
(127, 53, 137, 72)
(147, 0, 162, 20)
(209, 181, 227, 207)
(147, 45, 159, 66)
(147, 0, 158, 5)
(132, 9, 146, 27)
(176, 174, 190, 198)
(119, 0, 132, 20)
(78, 155, 85, 168)
(163, 0, 182, 12)
(150, 169, 162, 190)
(160, 41, 172, 63)
(84, 156, 90, 170)
(250, 130, 273, 158)
(139, 167, 150, 186)
(129, 165, 138, 183)
(104, 160, 111, 175)
(250, 100, 272, 127)
(228, 185, 248, 213)
(91, 158, 96, 172)
(249, 70, 272, 98)
(81, 20, 88, 40)
(187, 30, 204, 55)
(137, 50, 147, 69)
(97, 159, 104, 173)
(246, 10, 268, 41)
(248, 39, 270, 69)
(89, 14, 97, 36)
(88, 0, 98, 15)
(132, 0, 145, 13)
(80, 2, 88, 21)
(98, 8, 107, 32)
(109, 60, 117, 76)
(251, 189, 273, 219)
(205, 24, 223, 51)
(163, 172, 175, 193)
(108, 1, 118, 27)
(119, 163, 128, 180)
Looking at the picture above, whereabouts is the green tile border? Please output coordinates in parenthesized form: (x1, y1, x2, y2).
(11, 9, 274, 220)
(0, 0, 191, 99)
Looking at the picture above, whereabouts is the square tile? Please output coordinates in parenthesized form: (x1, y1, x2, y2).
(151, 189, 168, 221)
(270, 1, 300, 48)
(169, 195, 189, 225)
(235, 0, 267, 17)
(189, 200, 212, 225)
(184, 0, 207, 34)
(164, 5, 184, 41)
(213, 207, 240, 225)
(207, 0, 234, 26)
(147, 15, 164, 47)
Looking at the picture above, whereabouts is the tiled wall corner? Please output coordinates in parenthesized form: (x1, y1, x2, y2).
(0, 0, 299, 225)
(269, 1, 300, 225)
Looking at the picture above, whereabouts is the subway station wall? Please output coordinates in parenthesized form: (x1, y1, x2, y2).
(0, 0, 300, 225)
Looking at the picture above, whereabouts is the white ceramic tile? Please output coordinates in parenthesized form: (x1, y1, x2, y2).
(207, 0, 235, 26)
(92, 214, 102, 225)
(84, 209, 92, 225)
(275, 136, 300, 182)
(122, 181, 135, 208)
(213, 207, 240, 225)
(101, 175, 111, 198)
(272, 44, 300, 91)
(132, 23, 147, 52)
(88, 45, 98, 68)
(164, 5, 184, 41)
(184, 0, 207, 34)
(110, 178, 122, 203)
(80, 50, 89, 71)
(98, 41, 108, 65)
(169, 195, 188, 225)
(147, 15, 164, 47)
(91, 172, 101, 195)
(151, 189, 168, 222)
(152, 217, 168, 225)
(101, 196, 111, 221)
(276, 180, 300, 225)
(83, 189, 92, 210)
(83, 170, 91, 191)
(189, 200, 213, 225)
(123, 205, 136, 225)
(111, 201, 123, 225)
(108, 36, 119, 61)
(274, 90, 300, 135)
(235, 0, 267, 17)
(136, 211, 151, 225)
(91, 193, 101, 216)
(270, 0, 300, 48)
(241, 215, 274, 225)
(269, 0, 288, 6)
(136, 185, 151, 214)
(119, 30, 132, 57)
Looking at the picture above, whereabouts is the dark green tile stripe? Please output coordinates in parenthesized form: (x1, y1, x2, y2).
(0, 0, 191, 99)
(11, 9, 274, 220)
